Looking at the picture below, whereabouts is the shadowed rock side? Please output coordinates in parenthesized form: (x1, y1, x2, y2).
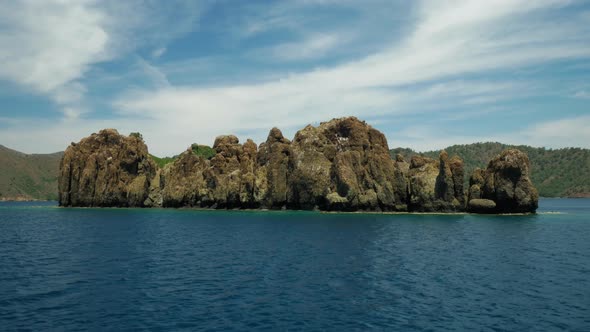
(468, 149, 539, 213)
(256, 128, 292, 208)
(406, 151, 465, 212)
(58, 129, 157, 207)
(58, 117, 538, 213)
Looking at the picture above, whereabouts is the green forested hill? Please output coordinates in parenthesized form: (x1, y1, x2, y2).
(0, 145, 63, 200)
(391, 142, 590, 197)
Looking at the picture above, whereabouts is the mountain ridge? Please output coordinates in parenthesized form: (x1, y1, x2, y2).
(0, 144, 63, 201)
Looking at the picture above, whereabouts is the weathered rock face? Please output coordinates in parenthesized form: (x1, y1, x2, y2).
(58, 118, 537, 214)
(289, 117, 398, 211)
(468, 149, 538, 213)
(256, 128, 292, 209)
(392, 154, 410, 211)
(468, 168, 485, 202)
(407, 151, 465, 212)
(160, 135, 260, 209)
(468, 198, 496, 213)
(160, 149, 208, 207)
(58, 129, 157, 207)
(407, 155, 439, 211)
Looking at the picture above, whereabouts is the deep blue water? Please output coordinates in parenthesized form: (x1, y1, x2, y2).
(1, 199, 589, 331)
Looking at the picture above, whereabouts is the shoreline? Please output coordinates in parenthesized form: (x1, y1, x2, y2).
(0, 198, 54, 202)
(1, 196, 585, 202)
(2, 198, 578, 215)
(51, 205, 542, 216)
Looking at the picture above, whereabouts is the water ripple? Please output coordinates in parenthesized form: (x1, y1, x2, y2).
(0, 199, 589, 331)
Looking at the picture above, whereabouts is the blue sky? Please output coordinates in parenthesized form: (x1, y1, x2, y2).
(0, 0, 589, 156)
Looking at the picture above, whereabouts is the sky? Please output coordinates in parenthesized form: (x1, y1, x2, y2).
(0, 0, 589, 156)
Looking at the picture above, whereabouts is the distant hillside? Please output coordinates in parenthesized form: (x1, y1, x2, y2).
(391, 142, 590, 198)
(0, 145, 62, 201)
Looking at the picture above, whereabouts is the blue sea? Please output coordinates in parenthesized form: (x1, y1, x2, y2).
(1, 199, 589, 331)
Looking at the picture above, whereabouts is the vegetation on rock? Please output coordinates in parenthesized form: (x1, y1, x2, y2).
(191, 144, 216, 160)
(148, 143, 216, 168)
(149, 154, 175, 168)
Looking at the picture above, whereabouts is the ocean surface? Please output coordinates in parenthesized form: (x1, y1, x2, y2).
(0, 199, 589, 331)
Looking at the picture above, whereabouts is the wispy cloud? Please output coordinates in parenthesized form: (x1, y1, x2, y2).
(573, 90, 590, 99)
(0, 0, 203, 118)
(1, 0, 589, 155)
(107, 0, 590, 154)
(517, 115, 590, 148)
(151, 47, 167, 59)
(136, 58, 171, 89)
(267, 33, 340, 61)
(0, 1, 109, 96)
(391, 115, 590, 152)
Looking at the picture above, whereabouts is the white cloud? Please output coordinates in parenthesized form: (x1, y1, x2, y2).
(1, 0, 589, 155)
(269, 34, 340, 61)
(0, 0, 203, 117)
(0, 0, 109, 94)
(516, 115, 590, 148)
(106, 0, 590, 154)
(391, 115, 590, 151)
(573, 90, 590, 99)
(152, 47, 167, 58)
(136, 58, 170, 89)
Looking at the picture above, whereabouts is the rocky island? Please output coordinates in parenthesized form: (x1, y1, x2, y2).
(58, 117, 538, 213)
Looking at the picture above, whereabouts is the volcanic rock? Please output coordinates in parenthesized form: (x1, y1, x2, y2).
(256, 128, 292, 209)
(407, 155, 439, 211)
(58, 118, 537, 214)
(468, 168, 485, 201)
(407, 151, 465, 212)
(160, 148, 209, 207)
(289, 117, 398, 211)
(58, 129, 157, 207)
(468, 198, 497, 213)
(392, 154, 410, 211)
(468, 149, 538, 213)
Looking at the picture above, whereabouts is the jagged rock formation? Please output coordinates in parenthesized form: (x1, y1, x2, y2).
(289, 118, 398, 211)
(392, 154, 410, 211)
(58, 117, 538, 213)
(406, 151, 465, 212)
(159, 117, 401, 211)
(58, 129, 157, 207)
(159, 135, 262, 208)
(407, 156, 439, 211)
(467, 149, 538, 213)
(256, 128, 292, 208)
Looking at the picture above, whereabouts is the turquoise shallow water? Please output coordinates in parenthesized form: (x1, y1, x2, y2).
(0, 198, 589, 331)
